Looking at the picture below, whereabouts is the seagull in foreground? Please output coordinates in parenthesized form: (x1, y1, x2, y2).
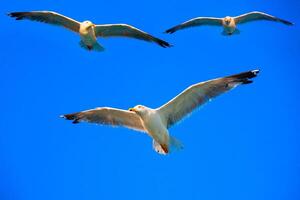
(61, 70, 259, 155)
(8, 11, 171, 51)
(165, 11, 293, 35)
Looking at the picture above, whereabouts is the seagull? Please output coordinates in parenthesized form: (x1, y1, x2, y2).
(165, 11, 293, 35)
(8, 11, 171, 51)
(61, 70, 259, 155)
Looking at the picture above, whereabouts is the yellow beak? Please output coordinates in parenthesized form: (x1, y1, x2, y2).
(129, 108, 136, 112)
(87, 24, 95, 29)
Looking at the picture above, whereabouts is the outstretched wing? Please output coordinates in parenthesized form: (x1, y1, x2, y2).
(157, 70, 259, 128)
(61, 107, 145, 132)
(8, 11, 81, 32)
(234, 11, 293, 25)
(94, 24, 171, 48)
(165, 17, 223, 34)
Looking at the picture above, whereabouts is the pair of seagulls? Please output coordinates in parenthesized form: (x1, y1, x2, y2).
(8, 11, 293, 51)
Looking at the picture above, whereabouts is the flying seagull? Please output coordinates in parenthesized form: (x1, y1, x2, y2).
(61, 70, 259, 155)
(8, 11, 171, 51)
(165, 11, 293, 35)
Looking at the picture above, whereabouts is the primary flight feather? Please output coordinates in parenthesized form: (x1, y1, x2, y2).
(8, 11, 171, 51)
(61, 70, 259, 155)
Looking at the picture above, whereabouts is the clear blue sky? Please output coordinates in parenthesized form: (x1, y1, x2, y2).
(1, 0, 299, 200)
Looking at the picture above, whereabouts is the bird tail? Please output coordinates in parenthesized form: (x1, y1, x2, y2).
(153, 140, 168, 155)
(222, 29, 240, 36)
(169, 136, 184, 152)
(152, 136, 183, 155)
(79, 41, 105, 52)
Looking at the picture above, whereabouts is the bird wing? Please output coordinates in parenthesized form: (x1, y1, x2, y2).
(234, 11, 293, 25)
(8, 11, 81, 32)
(165, 17, 223, 34)
(61, 107, 145, 132)
(94, 24, 171, 48)
(157, 70, 259, 128)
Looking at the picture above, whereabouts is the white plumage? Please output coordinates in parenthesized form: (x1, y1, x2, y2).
(8, 11, 171, 51)
(62, 70, 259, 155)
(166, 11, 293, 35)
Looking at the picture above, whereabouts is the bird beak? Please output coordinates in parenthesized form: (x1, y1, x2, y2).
(129, 108, 136, 112)
(88, 24, 94, 28)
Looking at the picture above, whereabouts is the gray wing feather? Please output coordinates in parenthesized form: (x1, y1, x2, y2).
(165, 17, 223, 34)
(94, 24, 171, 47)
(8, 11, 81, 32)
(234, 11, 293, 25)
(61, 107, 145, 132)
(157, 70, 259, 128)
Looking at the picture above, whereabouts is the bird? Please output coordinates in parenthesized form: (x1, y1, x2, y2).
(8, 11, 171, 51)
(165, 11, 293, 35)
(61, 69, 259, 155)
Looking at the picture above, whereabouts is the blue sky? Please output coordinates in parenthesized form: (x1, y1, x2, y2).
(1, 0, 299, 200)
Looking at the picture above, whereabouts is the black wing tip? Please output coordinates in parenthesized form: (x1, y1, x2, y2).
(7, 12, 26, 20)
(250, 69, 260, 76)
(165, 24, 182, 34)
(165, 28, 176, 34)
(157, 39, 173, 48)
(280, 19, 294, 26)
(242, 69, 259, 84)
(60, 113, 80, 124)
(229, 69, 260, 84)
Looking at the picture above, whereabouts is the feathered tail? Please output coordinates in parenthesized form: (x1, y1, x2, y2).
(79, 41, 105, 52)
(152, 136, 183, 155)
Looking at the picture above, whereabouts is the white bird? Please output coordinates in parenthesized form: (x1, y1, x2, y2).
(8, 11, 171, 51)
(61, 70, 259, 155)
(165, 11, 293, 35)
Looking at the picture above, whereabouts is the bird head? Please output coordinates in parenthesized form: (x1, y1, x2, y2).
(83, 20, 95, 29)
(129, 105, 148, 116)
(224, 17, 232, 25)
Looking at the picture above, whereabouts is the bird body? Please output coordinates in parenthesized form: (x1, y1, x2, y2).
(166, 11, 293, 35)
(79, 21, 104, 51)
(130, 106, 170, 154)
(8, 11, 171, 51)
(222, 16, 236, 35)
(62, 70, 259, 155)
(79, 21, 96, 48)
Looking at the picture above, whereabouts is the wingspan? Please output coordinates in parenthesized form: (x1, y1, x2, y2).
(157, 70, 259, 128)
(234, 11, 293, 25)
(61, 107, 145, 132)
(8, 11, 81, 32)
(94, 24, 171, 48)
(165, 17, 223, 34)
